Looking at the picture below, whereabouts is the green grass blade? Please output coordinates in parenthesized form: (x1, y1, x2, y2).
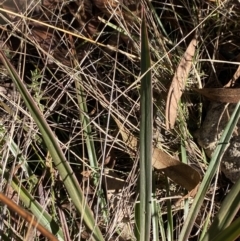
(74, 75, 107, 218)
(0, 50, 105, 241)
(146, 1, 172, 44)
(166, 178, 173, 241)
(158, 206, 167, 241)
(0, 165, 64, 241)
(202, 177, 240, 241)
(74, 79, 98, 169)
(180, 140, 190, 220)
(135, 11, 153, 241)
(210, 217, 240, 241)
(152, 173, 159, 241)
(179, 102, 240, 241)
(7, 139, 34, 178)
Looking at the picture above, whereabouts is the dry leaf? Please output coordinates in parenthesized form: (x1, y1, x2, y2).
(193, 88, 240, 103)
(113, 116, 201, 192)
(152, 148, 200, 191)
(166, 36, 198, 129)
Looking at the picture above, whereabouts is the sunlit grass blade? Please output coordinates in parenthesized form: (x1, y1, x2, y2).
(135, 11, 153, 241)
(152, 173, 159, 241)
(202, 176, 240, 241)
(166, 178, 173, 241)
(179, 102, 240, 241)
(158, 206, 167, 241)
(0, 50, 105, 241)
(210, 217, 240, 241)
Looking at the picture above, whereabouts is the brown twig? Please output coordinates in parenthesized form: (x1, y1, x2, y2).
(0, 192, 59, 241)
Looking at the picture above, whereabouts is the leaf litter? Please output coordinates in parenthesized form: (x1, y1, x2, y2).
(113, 116, 201, 193)
(193, 55, 240, 103)
(165, 35, 198, 129)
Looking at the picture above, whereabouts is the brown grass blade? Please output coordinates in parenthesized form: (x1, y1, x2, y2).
(165, 36, 198, 129)
(193, 88, 240, 103)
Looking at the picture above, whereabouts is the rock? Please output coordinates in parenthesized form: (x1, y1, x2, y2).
(195, 102, 240, 183)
